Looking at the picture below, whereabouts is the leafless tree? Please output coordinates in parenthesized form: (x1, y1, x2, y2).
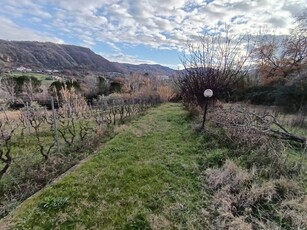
(22, 77, 36, 102)
(0, 77, 17, 102)
(0, 110, 19, 179)
(178, 26, 256, 107)
(27, 105, 55, 160)
(254, 12, 307, 85)
(57, 113, 77, 147)
(82, 75, 99, 98)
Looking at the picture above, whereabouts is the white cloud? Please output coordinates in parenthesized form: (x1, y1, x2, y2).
(106, 42, 122, 52)
(0, 0, 305, 65)
(0, 0, 52, 19)
(99, 52, 157, 65)
(58, 0, 303, 50)
(0, 16, 63, 43)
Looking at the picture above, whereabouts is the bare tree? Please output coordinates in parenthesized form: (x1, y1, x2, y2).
(123, 73, 146, 94)
(27, 105, 55, 160)
(254, 13, 307, 85)
(22, 77, 36, 102)
(178, 26, 256, 107)
(82, 75, 99, 98)
(0, 110, 19, 179)
(0, 77, 17, 102)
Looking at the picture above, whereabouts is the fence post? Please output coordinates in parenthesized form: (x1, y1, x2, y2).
(51, 97, 60, 154)
(25, 101, 31, 134)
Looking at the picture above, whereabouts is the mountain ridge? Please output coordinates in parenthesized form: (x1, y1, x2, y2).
(0, 40, 176, 76)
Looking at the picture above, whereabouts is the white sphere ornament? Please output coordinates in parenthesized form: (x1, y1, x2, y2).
(204, 89, 213, 98)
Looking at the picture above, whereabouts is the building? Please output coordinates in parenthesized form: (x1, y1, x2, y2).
(16, 66, 26, 72)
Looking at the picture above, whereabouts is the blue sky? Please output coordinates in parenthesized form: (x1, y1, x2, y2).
(0, 0, 305, 69)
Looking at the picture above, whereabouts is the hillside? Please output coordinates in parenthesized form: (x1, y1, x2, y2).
(0, 40, 176, 76)
(0, 40, 122, 73)
(114, 62, 177, 76)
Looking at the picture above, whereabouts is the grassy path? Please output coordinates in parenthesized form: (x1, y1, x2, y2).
(2, 103, 205, 229)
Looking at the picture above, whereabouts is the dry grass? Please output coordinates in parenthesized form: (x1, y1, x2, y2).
(148, 214, 171, 230)
(195, 102, 307, 229)
(156, 85, 174, 102)
(0, 110, 20, 121)
(204, 160, 307, 230)
(224, 102, 307, 130)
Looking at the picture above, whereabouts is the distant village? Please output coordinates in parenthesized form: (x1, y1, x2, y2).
(15, 66, 60, 74)
(0, 65, 68, 82)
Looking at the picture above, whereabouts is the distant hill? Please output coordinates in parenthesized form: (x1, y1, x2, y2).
(114, 63, 177, 76)
(0, 40, 121, 72)
(0, 40, 176, 76)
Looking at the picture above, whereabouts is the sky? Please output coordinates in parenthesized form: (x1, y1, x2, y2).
(0, 0, 305, 69)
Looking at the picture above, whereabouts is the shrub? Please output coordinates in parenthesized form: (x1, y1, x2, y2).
(232, 83, 307, 113)
(231, 85, 277, 105)
(274, 84, 307, 113)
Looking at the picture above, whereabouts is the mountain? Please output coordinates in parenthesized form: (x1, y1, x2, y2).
(114, 63, 177, 76)
(0, 40, 177, 76)
(0, 40, 122, 73)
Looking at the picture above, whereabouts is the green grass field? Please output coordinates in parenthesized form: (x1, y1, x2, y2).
(4, 72, 54, 84)
(1, 103, 205, 229)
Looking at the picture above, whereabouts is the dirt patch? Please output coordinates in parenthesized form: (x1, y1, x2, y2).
(114, 124, 129, 134)
(133, 128, 144, 137)
(0, 110, 21, 121)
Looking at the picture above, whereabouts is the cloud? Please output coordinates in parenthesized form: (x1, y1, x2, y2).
(106, 42, 122, 52)
(56, 0, 109, 12)
(4, 1, 304, 45)
(0, 0, 305, 65)
(0, 16, 63, 43)
(0, 0, 52, 19)
(99, 52, 157, 65)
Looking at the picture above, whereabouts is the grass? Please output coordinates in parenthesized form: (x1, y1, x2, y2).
(4, 72, 54, 85)
(0, 102, 157, 218)
(8, 72, 47, 80)
(0, 124, 93, 218)
(1, 103, 205, 229)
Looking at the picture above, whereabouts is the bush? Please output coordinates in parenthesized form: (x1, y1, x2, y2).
(232, 83, 307, 113)
(231, 85, 278, 105)
(274, 84, 307, 113)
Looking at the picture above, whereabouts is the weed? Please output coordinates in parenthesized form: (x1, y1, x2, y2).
(38, 196, 69, 211)
(125, 214, 152, 230)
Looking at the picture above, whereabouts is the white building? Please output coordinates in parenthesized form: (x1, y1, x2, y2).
(16, 66, 26, 71)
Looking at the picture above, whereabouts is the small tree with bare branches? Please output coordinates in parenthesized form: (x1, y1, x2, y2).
(0, 110, 19, 179)
(0, 77, 17, 103)
(178, 27, 256, 107)
(254, 13, 307, 86)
